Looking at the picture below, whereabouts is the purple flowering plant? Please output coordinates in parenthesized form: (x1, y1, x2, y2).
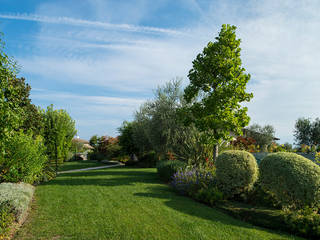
(170, 166, 216, 196)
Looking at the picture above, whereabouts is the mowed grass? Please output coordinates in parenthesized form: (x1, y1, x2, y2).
(57, 160, 108, 172)
(15, 166, 303, 240)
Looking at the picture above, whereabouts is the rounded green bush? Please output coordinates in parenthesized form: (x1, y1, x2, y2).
(216, 150, 258, 198)
(156, 160, 187, 182)
(260, 152, 320, 209)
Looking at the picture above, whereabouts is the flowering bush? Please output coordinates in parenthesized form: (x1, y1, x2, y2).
(171, 167, 215, 195)
(171, 167, 223, 205)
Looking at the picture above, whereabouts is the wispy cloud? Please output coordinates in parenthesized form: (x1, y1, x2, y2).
(0, 13, 183, 36)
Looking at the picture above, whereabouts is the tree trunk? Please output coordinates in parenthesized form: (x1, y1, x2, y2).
(213, 144, 219, 163)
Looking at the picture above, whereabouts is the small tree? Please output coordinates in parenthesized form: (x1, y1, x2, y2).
(183, 24, 253, 161)
(42, 105, 76, 171)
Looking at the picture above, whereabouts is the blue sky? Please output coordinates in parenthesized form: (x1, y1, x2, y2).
(0, 0, 319, 143)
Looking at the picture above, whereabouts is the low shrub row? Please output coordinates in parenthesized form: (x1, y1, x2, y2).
(0, 182, 34, 239)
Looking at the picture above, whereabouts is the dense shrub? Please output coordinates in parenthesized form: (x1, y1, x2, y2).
(215, 150, 258, 198)
(156, 160, 187, 182)
(0, 133, 47, 184)
(246, 181, 280, 208)
(260, 152, 320, 209)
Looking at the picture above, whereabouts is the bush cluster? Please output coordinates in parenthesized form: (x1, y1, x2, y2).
(259, 152, 320, 209)
(156, 160, 187, 182)
(215, 150, 258, 198)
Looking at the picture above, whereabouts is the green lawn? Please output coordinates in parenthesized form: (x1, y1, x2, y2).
(15, 166, 303, 240)
(57, 160, 111, 172)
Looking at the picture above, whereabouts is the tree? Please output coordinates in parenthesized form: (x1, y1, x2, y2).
(42, 105, 76, 171)
(294, 117, 320, 146)
(7, 77, 44, 136)
(0, 34, 21, 159)
(118, 121, 139, 155)
(183, 24, 253, 161)
(294, 118, 312, 146)
(246, 124, 275, 151)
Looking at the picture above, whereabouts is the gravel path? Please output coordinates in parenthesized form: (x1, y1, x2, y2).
(57, 162, 124, 174)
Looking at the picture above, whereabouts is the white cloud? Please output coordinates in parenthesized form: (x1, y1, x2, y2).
(0, 13, 183, 36)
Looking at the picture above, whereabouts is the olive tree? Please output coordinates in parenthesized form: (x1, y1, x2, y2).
(183, 24, 253, 161)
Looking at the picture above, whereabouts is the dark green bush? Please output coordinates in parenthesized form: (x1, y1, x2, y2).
(138, 151, 157, 167)
(215, 150, 258, 198)
(192, 185, 223, 206)
(156, 160, 187, 182)
(0, 133, 47, 184)
(260, 152, 320, 209)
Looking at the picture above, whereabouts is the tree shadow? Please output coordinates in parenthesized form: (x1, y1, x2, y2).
(42, 168, 159, 187)
(134, 186, 300, 239)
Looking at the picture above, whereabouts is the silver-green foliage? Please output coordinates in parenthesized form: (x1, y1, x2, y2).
(260, 152, 320, 209)
(216, 150, 258, 198)
(132, 79, 214, 165)
(0, 182, 34, 222)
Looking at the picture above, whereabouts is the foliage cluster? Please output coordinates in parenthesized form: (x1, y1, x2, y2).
(0, 34, 76, 183)
(118, 80, 215, 166)
(88, 135, 121, 161)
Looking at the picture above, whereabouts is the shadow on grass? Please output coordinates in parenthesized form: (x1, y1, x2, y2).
(42, 167, 160, 187)
(134, 186, 300, 239)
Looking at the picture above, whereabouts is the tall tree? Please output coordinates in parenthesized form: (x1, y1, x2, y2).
(42, 105, 76, 171)
(183, 24, 253, 161)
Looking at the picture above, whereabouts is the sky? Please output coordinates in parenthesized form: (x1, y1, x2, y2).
(0, 0, 319, 143)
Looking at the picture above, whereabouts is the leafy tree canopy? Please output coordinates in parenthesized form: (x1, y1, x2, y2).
(182, 24, 253, 159)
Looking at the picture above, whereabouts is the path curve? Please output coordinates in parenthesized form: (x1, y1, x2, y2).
(57, 162, 124, 174)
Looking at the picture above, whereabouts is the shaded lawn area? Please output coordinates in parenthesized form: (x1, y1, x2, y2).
(57, 160, 111, 172)
(15, 167, 303, 240)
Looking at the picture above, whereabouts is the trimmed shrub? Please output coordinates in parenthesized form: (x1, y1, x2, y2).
(216, 150, 258, 198)
(0, 132, 48, 184)
(0, 183, 35, 223)
(156, 160, 187, 182)
(260, 152, 320, 209)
